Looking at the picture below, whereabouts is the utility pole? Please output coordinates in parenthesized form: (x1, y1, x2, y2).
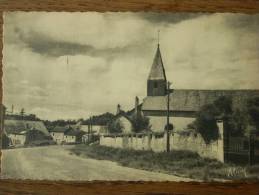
(88, 117, 92, 144)
(90, 117, 93, 143)
(166, 81, 172, 153)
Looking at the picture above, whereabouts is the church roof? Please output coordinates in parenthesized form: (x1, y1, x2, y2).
(142, 89, 259, 112)
(148, 44, 166, 80)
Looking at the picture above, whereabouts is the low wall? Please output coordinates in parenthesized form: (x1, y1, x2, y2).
(100, 121, 224, 162)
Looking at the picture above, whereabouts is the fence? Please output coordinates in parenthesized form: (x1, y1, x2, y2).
(224, 135, 259, 165)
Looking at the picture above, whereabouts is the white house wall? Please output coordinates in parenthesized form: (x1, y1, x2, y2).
(50, 132, 64, 144)
(8, 134, 26, 146)
(118, 117, 132, 133)
(63, 135, 76, 143)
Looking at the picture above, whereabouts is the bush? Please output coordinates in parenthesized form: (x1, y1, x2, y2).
(195, 104, 220, 144)
(107, 120, 123, 134)
(131, 113, 151, 133)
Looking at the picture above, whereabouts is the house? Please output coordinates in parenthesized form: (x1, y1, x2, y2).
(63, 127, 77, 144)
(114, 109, 133, 134)
(76, 122, 108, 135)
(4, 119, 52, 147)
(49, 126, 66, 144)
(138, 44, 259, 132)
(49, 125, 85, 144)
(79, 124, 108, 135)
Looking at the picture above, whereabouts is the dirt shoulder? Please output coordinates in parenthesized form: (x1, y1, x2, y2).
(69, 144, 259, 181)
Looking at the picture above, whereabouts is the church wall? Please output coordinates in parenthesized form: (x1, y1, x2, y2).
(148, 116, 195, 132)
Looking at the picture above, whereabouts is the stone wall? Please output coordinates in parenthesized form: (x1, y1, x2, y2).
(100, 121, 224, 162)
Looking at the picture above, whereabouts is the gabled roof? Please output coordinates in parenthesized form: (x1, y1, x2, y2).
(4, 120, 50, 135)
(50, 125, 85, 136)
(115, 111, 133, 123)
(142, 89, 259, 112)
(148, 44, 166, 81)
(64, 128, 78, 136)
(50, 126, 67, 133)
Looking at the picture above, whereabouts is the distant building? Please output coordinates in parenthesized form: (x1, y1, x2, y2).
(49, 125, 85, 144)
(49, 126, 66, 144)
(76, 122, 108, 135)
(4, 119, 52, 147)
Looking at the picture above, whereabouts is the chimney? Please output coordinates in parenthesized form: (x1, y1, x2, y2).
(135, 96, 139, 115)
(116, 104, 121, 115)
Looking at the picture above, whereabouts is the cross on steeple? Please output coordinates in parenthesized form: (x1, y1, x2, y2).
(157, 30, 160, 45)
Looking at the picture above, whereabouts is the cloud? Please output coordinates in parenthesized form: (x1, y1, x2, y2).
(137, 12, 207, 25)
(3, 12, 259, 120)
(16, 29, 95, 57)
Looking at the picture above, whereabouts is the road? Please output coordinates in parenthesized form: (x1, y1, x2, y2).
(1, 145, 193, 181)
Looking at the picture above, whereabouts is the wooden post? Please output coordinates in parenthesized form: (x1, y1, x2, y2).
(88, 117, 90, 144)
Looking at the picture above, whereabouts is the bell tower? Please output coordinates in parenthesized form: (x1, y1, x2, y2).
(147, 43, 167, 96)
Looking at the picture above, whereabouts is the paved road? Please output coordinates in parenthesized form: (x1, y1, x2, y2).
(1, 145, 193, 181)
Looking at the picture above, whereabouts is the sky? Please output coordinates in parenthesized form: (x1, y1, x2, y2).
(3, 12, 259, 120)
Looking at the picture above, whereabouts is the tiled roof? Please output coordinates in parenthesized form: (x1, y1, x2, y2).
(50, 126, 67, 133)
(142, 89, 259, 112)
(64, 128, 78, 136)
(148, 45, 166, 80)
(4, 120, 50, 135)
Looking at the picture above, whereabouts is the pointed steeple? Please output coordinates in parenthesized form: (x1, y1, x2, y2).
(148, 44, 167, 81)
(147, 44, 167, 96)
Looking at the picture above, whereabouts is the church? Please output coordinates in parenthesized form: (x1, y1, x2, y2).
(138, 44, 259, 132)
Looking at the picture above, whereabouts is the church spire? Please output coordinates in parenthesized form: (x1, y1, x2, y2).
(147, 33, 167, 96)
(148, 43, 167, 81)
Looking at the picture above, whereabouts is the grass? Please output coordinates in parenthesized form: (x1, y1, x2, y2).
(69, 144, 259, 181)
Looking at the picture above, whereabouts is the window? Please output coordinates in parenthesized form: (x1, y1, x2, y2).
(154, 82, 158, 88)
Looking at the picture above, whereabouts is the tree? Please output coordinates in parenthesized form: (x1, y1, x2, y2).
(214, 96, 233, 116)
(247, 97, 259, 135)
(195, 104, 220, 144)
(227, 109, 249, 136)
(131, 114, 151, 133)
(82, 112, 115, 126)
(191, 95, 259, 141)
(107, 120, 123, 134)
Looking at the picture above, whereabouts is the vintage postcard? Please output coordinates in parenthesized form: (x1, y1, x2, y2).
(1, 12, 259, 181)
